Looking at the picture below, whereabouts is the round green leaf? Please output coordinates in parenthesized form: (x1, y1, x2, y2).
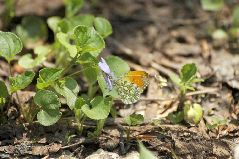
(34, 90, 61, 110)
(54, 77, 80, 109)
(105, 56, 130, 78)
(94, 17, 112, 38)
(58, 15, 95, 34)
(201, 0, 224, 11)
(10, 71, 35, 93)
(124, 113, 144, 126)
(37, 68, 63, 89)
(16, 15, 48, 48)
(82, 96, 112, 120)
(47, 16, 61, 33)
(18, 54, 35, 69)
(0, 31, 23, 62)
(180, 63, 197, 83)
(37, 109, 62, 126)
(56, 32, 77, 58)
(73, 25, 105, 55)
(64, 0, 84, 18)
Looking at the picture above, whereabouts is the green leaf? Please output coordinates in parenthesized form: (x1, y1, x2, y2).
(0, 80, 9, 107)
(97, 72, 119, 98)
(0, 31, 23, 62)
(139, 142, 157, 159)
(64, 0, 84, 17)
(47, 16, 61, 33)
(229, 27, 239, 39)
(37, 109, 62, 126)
(54, 77, 80, 109)
(180, 63, 197, 83)
(2, 0, 15, 28)
(170, 73, 181, 87)
(34, 90, 61, 110)
(37, 68, 63, 89)
(97, 55, 130, 97)
(212, 29, 228, 40)
(58, 15, 95, 33)
(18, 45, 50, 69)
(167, 111, 184, 124)
(184, 102, 203, 125)
(0, 80, 9, 98)
(34, 90, 62, 126)
(18, 54, 34, 69)
(105, 56, 130, 77)
(94, 17, 112, 38)
(233, 6, 239, 27)
(16, 15, 48, 49)
(75, 97, 86, 110)
(56, 32, 77, 58)
(77, 53, 99, 84)
(201, 0, 224, 11)
(124, 113, 144, 126)
(10, 71, 35, 93)
(82, 96, 112, 120)
(73, 25, 105, 55)
(206, 116, 228, 130)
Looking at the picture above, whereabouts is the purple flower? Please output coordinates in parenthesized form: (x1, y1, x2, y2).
(98, 58, 115, 91)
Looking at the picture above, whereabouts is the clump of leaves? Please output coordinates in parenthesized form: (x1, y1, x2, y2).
(0, 31, 35, 122)
(168, 64, 203, 124)
(123, 114, 144, 144)
(201, 0, 239, 51)
(206, 116, 229, 130)
(170, 63, 203, 95)
(0, 0, 153, 139)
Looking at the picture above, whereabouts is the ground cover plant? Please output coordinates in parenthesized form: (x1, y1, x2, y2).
(0, 0, 239, 158)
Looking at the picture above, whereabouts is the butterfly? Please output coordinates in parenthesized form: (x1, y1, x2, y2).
(98, 58, 149, 104)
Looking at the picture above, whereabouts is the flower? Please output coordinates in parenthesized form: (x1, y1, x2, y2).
(98, 58, 115, 91)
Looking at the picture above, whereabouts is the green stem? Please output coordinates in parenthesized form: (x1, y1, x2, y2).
(65, 66, 96, 78)
(126, 126, 131, 144)
(8, 61, 22, 114)
(93, 119, 105, 136)
(88, 84, 94, 99)
(8, 61, 12, 108)
(74, 108, 85, 134)
(77, 115, 86, 134)
(61, 53, 81, 77)
(178, 91, 186, 110)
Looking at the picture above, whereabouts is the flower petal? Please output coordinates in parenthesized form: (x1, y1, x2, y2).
(98, 57, 111, 74)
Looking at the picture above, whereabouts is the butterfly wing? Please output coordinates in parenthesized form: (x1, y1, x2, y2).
(124, 71, 149, 89)
(114, 71, 149, 104)
(114, 79, 142, 104)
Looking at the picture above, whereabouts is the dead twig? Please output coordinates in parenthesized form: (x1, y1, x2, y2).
(140, 87, 219, 102)
(61, 138, 94, 149)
